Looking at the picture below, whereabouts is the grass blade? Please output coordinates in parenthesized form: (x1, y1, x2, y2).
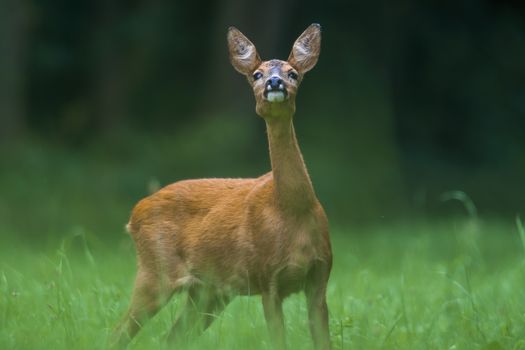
(516, 215, 525, 257)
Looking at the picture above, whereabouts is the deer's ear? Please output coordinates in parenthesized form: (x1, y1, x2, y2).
(288, 23, 321, 74)
(227, 27, 261, 76)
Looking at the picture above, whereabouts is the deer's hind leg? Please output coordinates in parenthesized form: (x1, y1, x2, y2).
(111, 240, 192, 347)
(111, 266, 173, 347)
(167, 286, 230, 345)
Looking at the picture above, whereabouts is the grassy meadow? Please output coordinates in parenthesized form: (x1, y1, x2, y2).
(1, 218, 525, 350)
(1, 139, 524, 349)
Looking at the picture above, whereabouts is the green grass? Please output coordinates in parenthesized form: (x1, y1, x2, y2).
(1, 220, 525, 350)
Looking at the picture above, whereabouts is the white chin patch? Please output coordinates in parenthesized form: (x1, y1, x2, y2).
(267, 91, 285, 103)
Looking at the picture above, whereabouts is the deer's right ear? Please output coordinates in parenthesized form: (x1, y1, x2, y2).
(227, 27, 261, 76)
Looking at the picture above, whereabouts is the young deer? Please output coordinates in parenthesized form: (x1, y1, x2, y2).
(112, 24, 332, 349)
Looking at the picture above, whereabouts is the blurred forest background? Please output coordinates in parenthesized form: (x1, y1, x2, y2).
(0, 0, 524, 240)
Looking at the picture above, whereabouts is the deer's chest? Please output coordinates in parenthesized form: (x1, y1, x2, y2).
(276, 229, 320, 295)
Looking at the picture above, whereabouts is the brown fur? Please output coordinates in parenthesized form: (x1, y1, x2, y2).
(112, 24, 332, 350)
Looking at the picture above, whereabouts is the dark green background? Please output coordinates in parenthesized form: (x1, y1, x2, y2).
(1, 0, 524, 239)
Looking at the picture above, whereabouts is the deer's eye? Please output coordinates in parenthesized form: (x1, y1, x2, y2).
(253, 72, 263, 80)
(288, 71, 298, 80)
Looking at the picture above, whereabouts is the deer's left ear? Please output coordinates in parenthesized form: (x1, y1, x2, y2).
(227, 26, 261, 76)
(288, 23, 321, 74)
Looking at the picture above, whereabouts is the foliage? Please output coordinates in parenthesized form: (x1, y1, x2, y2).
(1, 1, 524, 219)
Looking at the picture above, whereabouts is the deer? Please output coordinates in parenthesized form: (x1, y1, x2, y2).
(111, 23, 332, 350)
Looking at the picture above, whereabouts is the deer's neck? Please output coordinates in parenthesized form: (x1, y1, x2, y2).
(266, 117, 316, 214)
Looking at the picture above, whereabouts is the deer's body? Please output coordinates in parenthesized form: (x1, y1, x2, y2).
(113, 24, 332, 350)
(129, 171, 329, 297)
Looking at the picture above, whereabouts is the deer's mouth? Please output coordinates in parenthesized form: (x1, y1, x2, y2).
(264, 85, 288, 103)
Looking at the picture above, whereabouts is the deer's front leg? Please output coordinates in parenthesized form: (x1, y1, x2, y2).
(305, 263, 331, 350)
(262, 290, 286, 350)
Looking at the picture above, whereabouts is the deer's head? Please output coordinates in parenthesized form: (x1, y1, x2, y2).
(227, 24, 321, 120)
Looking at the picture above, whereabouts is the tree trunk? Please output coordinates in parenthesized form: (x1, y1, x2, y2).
(0, 0, 29, 143)
(91, 1, 128, 134)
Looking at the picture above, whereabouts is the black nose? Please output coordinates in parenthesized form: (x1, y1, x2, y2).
(267, 76, 284, 89)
